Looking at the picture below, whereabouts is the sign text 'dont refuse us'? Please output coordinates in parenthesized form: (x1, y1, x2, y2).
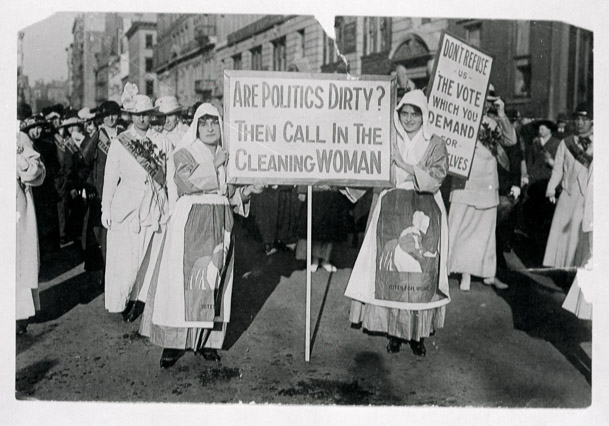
(224, 70, 394, 187)
(426, 32, 494, 179)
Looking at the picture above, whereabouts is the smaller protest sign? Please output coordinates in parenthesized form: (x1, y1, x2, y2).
(426, 32, 494, 178)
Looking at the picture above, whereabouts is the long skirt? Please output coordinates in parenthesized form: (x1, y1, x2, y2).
(346, 187, 449, 341)
(562, 266, 593, 320)
(132, 226, 166, 303)
(543, 188, 588, 268)
(16, 288, 40, 321)
(448, 202, 497, 278)
(104, 223, 155, 312)
(251, 186, 299, 246)
(140, 194, 234, 351)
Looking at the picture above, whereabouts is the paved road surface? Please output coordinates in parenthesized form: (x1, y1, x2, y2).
(16, 217, 591, 407)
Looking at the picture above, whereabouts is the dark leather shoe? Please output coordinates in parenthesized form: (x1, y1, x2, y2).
(199, 348, 221, 362)
(125, 301, 145, 323)
(386, 337, 401, 353)
(160, 348, 185, 369)
(16, 320, 28, 336)
(121, 301, 135, 321)
(410, 339, 426, 357)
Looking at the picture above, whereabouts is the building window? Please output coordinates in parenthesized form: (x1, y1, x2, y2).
(145, 80, 154, 96)
(273, 37, 287, 71)
(364, 17, 378, 55)
(251, 46, 262, 71)
(323, 32, 336, 65)
(298, 29, 306, 58)
(233, 53, 242, 70)
(380, 18, 391, 52)
(145, 34, 153, 49)
(514, 57, 531, 98)
(465, 23, 482, 47)
(145, 57, 153, 72)
(515, 20, 531, 56)
(513, 21, 531, 98)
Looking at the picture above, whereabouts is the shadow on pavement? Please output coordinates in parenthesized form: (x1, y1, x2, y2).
(223, 217, 304, 350)
(39, 242, 84, 283)
(32, 271, 103, 323)
(310, 272, 334, 353)
(16, 358, 59, 397)
(496, 268, 591, 384)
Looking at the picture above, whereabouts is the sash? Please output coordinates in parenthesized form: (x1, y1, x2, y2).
(117, 133, 166, 187)
(98, 128, 111, 155)
(54, 133, 79, 154)
(565, 136, 592, 169)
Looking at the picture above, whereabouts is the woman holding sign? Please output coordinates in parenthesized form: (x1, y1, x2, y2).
(139, 103, 263, 368)
(345, 89, 450, 357)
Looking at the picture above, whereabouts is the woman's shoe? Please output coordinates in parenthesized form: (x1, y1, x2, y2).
(121, 301, 135, 322)
(160, 348, 184, 369)
(483, 277, 509, 290)
(16, 320, 28, 336)
(125, 301, 145, 323)
(320, 261, 337, 273)
(199, 348, 221, 362)
(459, 273, 471, 291)
(386, 337, 401, 353)
(310, 261, 319, 272)
(410, 339, 426, 357)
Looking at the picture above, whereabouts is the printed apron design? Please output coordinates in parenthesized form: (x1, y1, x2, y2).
(375, 189, 441, 303)
(182, 203, 234, 322)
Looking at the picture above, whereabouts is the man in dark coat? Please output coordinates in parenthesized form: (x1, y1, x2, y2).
(522, 120, 562, 265)
(81, 101, 124, 273)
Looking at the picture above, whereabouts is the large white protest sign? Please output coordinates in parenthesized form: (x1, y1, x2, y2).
(224, 70, 395, 187)
(426, 32, 494, 178)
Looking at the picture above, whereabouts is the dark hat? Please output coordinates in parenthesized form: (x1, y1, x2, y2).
(17, 103, 32, 121)
(20, 113, 49, 132)
(533, 119, 557, 133)
(573, 103, 593, 120)
(486, 83, 500, 101)
(97, 100, 121, 118)
(556, 112, 569, 123)
(506, 109, 522, 122)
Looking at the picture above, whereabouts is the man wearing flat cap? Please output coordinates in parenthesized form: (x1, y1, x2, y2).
(154, 96, 188, 149)
(544, 104, 593, 268)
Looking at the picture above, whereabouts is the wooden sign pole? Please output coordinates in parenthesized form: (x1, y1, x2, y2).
(305, 185, 312, 362)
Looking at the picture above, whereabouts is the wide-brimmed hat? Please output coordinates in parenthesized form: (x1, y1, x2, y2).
(78, 107, 96, 121)
(57, 110, 83, 128)
(97, 100, 121, 118)
(533, 119, 557, 133)
(122, 94, 158, 114)
(486, 83, 500, 101)
(20, 114, 48, 132)
(121, 82, 158, 114)
(45, 111, 61, 121)
(155, 96, 183, 115)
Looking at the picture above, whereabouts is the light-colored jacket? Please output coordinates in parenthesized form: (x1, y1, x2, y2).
(101, 125, 171, 233)
(450, 115, 517, 209)
(16, 132, 46, 291)
(546, 136, 590, 198)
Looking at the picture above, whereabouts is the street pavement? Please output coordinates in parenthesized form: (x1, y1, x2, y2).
(15, 216, 591, 407)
